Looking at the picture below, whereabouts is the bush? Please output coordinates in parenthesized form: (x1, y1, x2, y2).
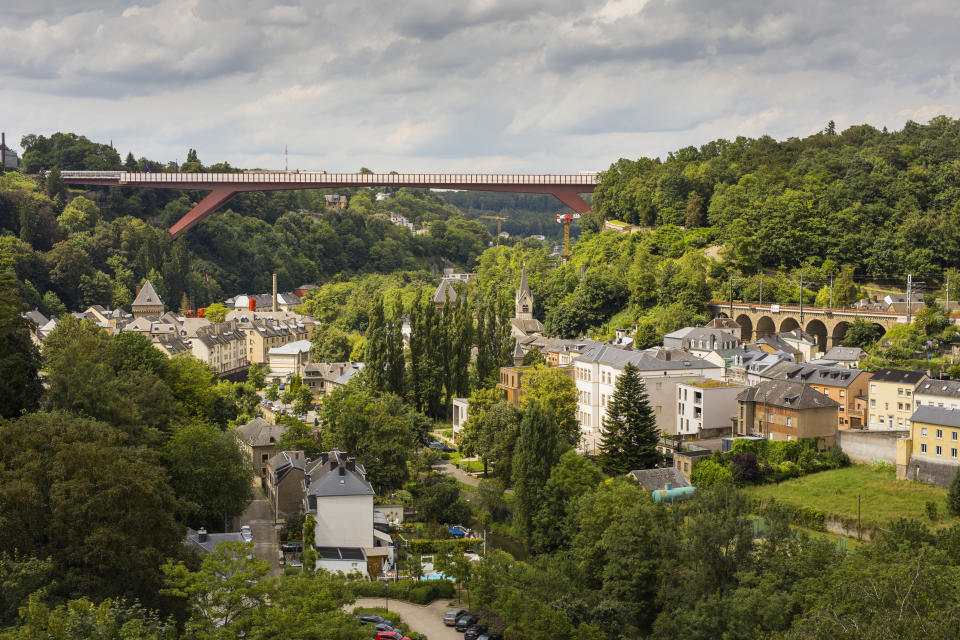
(351, 578, 456, 604)
(690, 459, 734, 487)
(408, 538, 479, 554)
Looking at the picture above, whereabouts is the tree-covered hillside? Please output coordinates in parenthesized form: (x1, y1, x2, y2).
(593, 117, 960, 278)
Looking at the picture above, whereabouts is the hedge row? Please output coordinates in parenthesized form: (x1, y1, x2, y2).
(352, 578, 456, 604)
(407, 538, 481, 554)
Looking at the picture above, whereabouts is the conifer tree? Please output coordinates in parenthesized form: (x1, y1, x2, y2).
(948, 467, 960, 518)
(598, 363, 662, 474)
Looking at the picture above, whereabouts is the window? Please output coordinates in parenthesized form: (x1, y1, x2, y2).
(840, 390, 845, 398)
(953, 448, 958, 459)
(871, 384, 877, 393)
(786, 416, 793, 427)
(906, 389, 912, 397)
(953, 432, 958, 441)
(936, 445, 943, 456)
(897, 402, 903, 411)
(921, 443, 928, 453)
(656, 382, 662, 390)
(937, 429, 944, 439)
(898, 387, 904, 396)
(922, 427, 928, 437)
(870, 399, 876, 408)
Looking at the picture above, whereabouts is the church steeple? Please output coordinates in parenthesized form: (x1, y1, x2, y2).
(515, 263, 534, 320)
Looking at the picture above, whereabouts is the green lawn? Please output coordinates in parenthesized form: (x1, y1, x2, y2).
(743, 464, 947, 529)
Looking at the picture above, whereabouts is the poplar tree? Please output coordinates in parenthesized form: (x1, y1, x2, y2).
(512, 400, 568, 541)
(364, 294, 387, 392)
(598, 363, 662, 474)
(385, 294, 406, 397)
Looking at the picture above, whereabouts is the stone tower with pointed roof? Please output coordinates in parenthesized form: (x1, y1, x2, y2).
(132, 280, 164, 319)
(515, 264, 534, 321)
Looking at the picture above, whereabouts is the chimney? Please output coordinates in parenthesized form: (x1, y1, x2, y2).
(198, 527, 208, 543)
(249, 297, 256, 311)
(272, 273, 278, 312)
(346, 458, 355, 472)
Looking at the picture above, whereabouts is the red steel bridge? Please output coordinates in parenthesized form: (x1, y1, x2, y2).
(59, 170, 597, 238)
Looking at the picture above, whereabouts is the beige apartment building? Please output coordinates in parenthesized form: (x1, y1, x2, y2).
(867, 368, 927, 430)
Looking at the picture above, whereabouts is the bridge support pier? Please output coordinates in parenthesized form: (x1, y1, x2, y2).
(169, 188, 239, 238)
(549, 188, 592, 214)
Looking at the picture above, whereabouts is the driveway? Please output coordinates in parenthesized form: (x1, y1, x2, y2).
(235, 489, 281, 577)
(349, 597, 465, 640)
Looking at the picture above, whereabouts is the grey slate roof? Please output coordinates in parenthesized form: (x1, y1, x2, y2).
(764, 361, 869, 388)
(738, 379, 840, 410)
(433, 279, 458, 305)
(916, 379, 960, 399)
(911, 405, 960, 428)
(185, 528, 245, 553)
(517, 263, 531, 298)
(236, 417, 287, 447)
(822, 346, 866, 361)
(303, 450, 374, 498)
(869, 368, 927, 385)
(575, 344, 720, 372)
(628, 467, 690, 491)
(133, 280, 163, 307)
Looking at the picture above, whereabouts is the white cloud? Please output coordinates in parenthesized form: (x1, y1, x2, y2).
(1, 0, 959, 174)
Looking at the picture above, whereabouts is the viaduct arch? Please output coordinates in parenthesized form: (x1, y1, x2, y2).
(710, 302, 899, 349)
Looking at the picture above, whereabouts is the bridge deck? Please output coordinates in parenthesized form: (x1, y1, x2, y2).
(59, 170, 597, 188)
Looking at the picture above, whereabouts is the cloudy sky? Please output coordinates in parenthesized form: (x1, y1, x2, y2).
(1, 0, 957, 173)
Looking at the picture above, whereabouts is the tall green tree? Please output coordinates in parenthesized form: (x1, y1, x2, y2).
(520, 365, 580, 447)
(0, 412, 186, 610)
(364, 294, 388, 392)
(0, 267, 42, 418)
(385, 294, 406, 397)
(163, 424, 254, 531)
(530, 450, 605, 553)
(512, 400, 569, 541)
(598, 363, 662, 474)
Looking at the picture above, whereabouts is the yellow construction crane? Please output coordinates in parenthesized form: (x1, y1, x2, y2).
(479, 215, 507, 244)
(556, 213, 581, 262)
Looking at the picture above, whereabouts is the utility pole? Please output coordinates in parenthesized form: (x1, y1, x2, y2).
(906, 273, 913, 324)
(729, 273, 734, 318)
(799, 272, 804, 324)
(947, 271, 951, 314)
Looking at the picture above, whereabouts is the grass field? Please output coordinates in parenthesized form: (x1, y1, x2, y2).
(743, 464, 948, 528)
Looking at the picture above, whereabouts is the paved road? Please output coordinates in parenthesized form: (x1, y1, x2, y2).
(349, 597, 465, 640)
(235, 490, 281, 576)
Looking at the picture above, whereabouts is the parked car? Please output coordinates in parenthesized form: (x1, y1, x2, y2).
(455, 615, 479, 632)
(280, 541, 303, 553)
(357, 614, 389, 626)
(374, 631, 409, 640)
(239, 525, 252, 542)
(444, 609, 468, 626)
(477, 634, 503, 640)
(464, 624, 488, 640)
(371, 622, 396, 636)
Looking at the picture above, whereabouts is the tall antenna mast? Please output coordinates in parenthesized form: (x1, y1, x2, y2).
(284, 145, 288, 171)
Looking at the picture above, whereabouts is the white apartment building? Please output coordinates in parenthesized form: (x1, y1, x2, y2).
(573, 345, 723, 453)
(914, 379, 960, 412)
(675, 381, 745, 438)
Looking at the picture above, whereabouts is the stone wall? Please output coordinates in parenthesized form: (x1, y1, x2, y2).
(902, 455, 960, 488)
(837, 429, 909, 464)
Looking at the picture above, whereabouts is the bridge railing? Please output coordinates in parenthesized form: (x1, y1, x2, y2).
(708, 300, 905, 317)
(59, 170, 598, 186)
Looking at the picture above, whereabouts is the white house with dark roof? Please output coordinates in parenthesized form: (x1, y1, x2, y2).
(302, 450, 393, 576)
(267, 339, 312, 382)
(573, 344, 723, 453)
(914, 379, 960, 412)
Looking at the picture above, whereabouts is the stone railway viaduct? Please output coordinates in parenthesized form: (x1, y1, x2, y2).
(706, 301, 904, 351)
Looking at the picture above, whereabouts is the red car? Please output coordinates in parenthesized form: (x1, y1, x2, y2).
(376, 631, 410, 640)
